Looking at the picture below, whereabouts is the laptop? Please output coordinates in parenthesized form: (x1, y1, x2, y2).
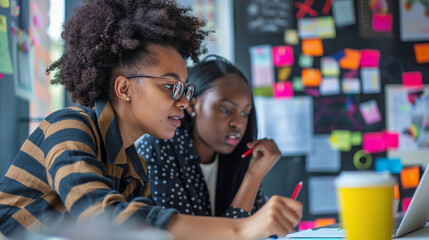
(286, 164, 429, 238)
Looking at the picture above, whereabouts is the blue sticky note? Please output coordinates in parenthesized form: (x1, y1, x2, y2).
(389, 158, 403, 174)
(332, 50, 345, 61)
(375, 158, 390, 173)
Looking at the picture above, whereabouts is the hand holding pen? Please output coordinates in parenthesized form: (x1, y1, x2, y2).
(241, 139, 281, 178)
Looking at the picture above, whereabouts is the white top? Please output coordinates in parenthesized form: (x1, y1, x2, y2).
(199, 153, 219, 216)
(335, 171, 395, 188)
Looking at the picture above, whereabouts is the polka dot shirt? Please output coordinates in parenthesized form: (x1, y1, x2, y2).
(135, 128, 268, 218)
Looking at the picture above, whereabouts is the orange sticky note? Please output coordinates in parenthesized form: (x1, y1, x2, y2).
(302, 69, 322, 87)
(302, 38, 324, 57)
(394, 184, 400, 200)
(414, 43, 429, 64)
(315, 218, 336, 228)
(339, 48, 361, 71)
(400, 166, 420, 189)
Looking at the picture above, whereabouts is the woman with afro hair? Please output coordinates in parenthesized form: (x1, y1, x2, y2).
(0, 0, 301, 239)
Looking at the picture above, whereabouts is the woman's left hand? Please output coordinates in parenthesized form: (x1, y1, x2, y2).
(245, 138, 281, 179)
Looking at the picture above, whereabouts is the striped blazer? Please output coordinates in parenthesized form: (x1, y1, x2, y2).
(0, 99, 177, 237)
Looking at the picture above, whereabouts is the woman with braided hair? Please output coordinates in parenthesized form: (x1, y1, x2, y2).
(0, 1, 301, 239)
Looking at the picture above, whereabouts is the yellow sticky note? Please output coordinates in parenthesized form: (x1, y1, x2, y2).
(0, 0, 9, 8)
(414, 43, 429, 64)
(284, 29, 299, 45)
(302, 38, 324, 57)
(277, 67, 292, 81)
(0, 15, 6, 32)
(330, 130, 351, 151)
(400, 166, 420, 189)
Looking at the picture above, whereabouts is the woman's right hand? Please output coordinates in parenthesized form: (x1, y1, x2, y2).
(238, 195, 303, 239)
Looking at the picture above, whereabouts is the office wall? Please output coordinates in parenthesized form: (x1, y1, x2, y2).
(233, 0, 429, 222)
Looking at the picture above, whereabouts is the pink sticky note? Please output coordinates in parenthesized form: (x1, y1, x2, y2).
(363, 132, 386, 153)
(273, 45, 294, 67)
(372, 13, 392, 32)
(0, 73, 4, 79)
(359, 100, 382, 125)
(273, 82, 293, 98)
(360, 49, 380, 67)
(298, 221, 316, 231)
(402, 72, 423, 88)
(402, 197, 412, 213)
(384, 131, 399, 149)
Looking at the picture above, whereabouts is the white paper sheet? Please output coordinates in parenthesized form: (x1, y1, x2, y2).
(308, 176, 338, 215)
(306, 135, 341, 172)
(255, 96, 313, 156)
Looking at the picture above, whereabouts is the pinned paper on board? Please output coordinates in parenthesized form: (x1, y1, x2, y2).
(359, 100, 382, 125)
(298, 16, 336, 39)
(414, 43, 429, 64)
(306, 135, 341, 172)
(255, 96, 313, 155)
(302, 38, 324, 56)
(358, 0, 393, 38)
(361, 68, 381, 93)
(386, 86, 429, 165)
(302, 68, 322, 87)
(249, 45, 274, 87)
(400, 0, 429, 41)
(273, 81, 293, 98)
(400, 166, 420, 189)
(342, 78, 361, 94)
(339, 48, 361, 70)
(332, 0, 356, 27)
(321, 57, 339, 76)
(304, 87, 320, 97)
(273, 45, 294, 67)
(308, 176, 338, 214)
(314, 96, 363, 132)
(320, 77, 340, 96)
(299, 54, 314, 68)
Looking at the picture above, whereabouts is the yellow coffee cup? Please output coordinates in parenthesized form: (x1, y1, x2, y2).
(336, 171, 395, 240)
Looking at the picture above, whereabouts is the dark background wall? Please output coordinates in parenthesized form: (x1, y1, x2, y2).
(233, 0, 429, 220)
(0, 0, 82, 177)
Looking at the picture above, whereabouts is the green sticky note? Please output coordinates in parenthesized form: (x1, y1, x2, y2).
(253, 86, 273, 97)
(0, 0, 10, 8)
(299, 54, 314, 68)
(293, 76, 304, 91)
(351, 132, 362, 146)
(330, 130, 351, 151)
(0, 16, 13, 74)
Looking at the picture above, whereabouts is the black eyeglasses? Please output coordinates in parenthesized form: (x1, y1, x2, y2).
(126, 74, 195, 102)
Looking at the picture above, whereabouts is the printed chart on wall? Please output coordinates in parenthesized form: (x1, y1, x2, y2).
(399, 0, 429, 41)
(386, 85, 429, 165)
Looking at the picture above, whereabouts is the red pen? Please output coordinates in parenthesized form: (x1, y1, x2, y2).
(291, 181, 303, 200)
(241, 148, 253, 158)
